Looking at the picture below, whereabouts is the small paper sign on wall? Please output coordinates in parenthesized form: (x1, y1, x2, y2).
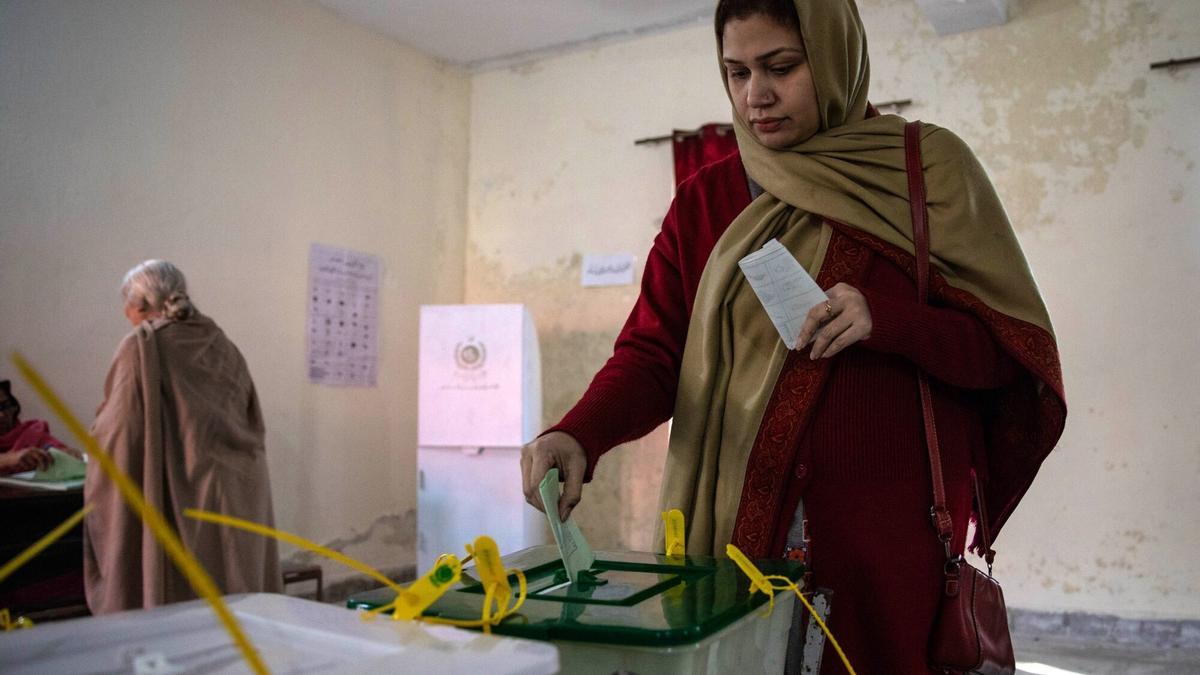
(581, 253, 636, 287)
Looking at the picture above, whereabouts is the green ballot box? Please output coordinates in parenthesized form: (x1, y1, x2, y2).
(347, 545, 804, 675)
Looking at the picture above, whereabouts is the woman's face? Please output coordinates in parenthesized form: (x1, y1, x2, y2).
(722, 14, 819, 149)
(0, 392, 17, 435)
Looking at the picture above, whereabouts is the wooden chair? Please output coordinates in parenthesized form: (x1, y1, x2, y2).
(281, 562, 323, 602)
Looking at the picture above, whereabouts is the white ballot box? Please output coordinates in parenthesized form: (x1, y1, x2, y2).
(0, 593, 558, 674)
(417, 304, 547, 571)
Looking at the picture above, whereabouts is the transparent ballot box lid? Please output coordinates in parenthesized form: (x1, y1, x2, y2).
(347, 545, 805, 647)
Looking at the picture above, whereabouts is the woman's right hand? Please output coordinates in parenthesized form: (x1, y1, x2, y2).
(520, 431, 587, 522)
(0, 446, 54, 475)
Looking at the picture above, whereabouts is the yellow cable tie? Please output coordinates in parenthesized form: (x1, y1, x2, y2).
(725, 543, 776, 597)
(1, 608, 34, 631)
(726, 544, 856, 675)
(184, 509, 403, 593)
(506, 568, 528, 616)
(389, 554, 462, 621)
(466, 536, 509, 632)
(11, 352, 268, 675)
(185, 510, 529, 631)
(0, 504, 92, 585)
(422, 567, 527, 630)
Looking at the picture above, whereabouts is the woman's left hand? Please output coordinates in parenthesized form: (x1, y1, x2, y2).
(795, 283, 873, 359)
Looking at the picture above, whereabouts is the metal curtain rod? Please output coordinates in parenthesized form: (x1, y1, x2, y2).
(1149, 56, 1200, 70)
(634, 125, 731, 146)
(633, 99, 914, 146)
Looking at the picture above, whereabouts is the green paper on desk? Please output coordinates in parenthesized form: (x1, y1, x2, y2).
(33, 448, 87, 482)
(538, 468, 595, 583)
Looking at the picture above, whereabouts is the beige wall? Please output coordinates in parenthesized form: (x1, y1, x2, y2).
(465, 0, 1200, 619)
(465, 25, 735, 555)
(0, 0, 469, 584)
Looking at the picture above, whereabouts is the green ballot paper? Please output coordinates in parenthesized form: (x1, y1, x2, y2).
(33, 447, 87, 483)
(538, 467, 595, 583)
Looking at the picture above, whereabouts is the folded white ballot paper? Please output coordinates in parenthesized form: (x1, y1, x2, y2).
(538, 468, 595, 583)
(738, 238, 829, 350)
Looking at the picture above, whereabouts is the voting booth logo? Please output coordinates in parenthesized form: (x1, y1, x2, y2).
(454, 338, 487, 371)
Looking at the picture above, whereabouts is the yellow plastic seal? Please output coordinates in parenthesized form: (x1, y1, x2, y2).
(725, 543, 775, 597)
(469, 537, 509, 610)
(0, 609, 33, 631)
(390, 554, 462, 621)
(421, 538, 527, 631)
(662, 509, 686, 557)
(464, 536, 508, 633)
(726, 543, 856, 675)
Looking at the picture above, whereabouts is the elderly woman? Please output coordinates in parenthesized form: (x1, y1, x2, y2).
(85, 260, 281, 614)
(522, 0, 1066, 671)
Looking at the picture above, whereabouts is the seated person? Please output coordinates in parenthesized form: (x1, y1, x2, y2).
(0, 380, 77, 476)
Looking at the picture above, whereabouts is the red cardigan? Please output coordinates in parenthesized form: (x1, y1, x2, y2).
(548, 150, 1036, 672)
(549, 150, 1012, 488)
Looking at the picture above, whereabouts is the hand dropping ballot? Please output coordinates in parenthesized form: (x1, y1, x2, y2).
(738, 239, 829, 349)
(538, 468, 595, 583)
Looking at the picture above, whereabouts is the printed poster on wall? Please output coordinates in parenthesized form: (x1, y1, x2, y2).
(307, 243, 380, 387)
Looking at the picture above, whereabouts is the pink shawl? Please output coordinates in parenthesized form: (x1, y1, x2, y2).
(0, 420, 67, 454)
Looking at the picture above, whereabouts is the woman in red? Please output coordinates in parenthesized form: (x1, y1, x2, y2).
(521, 0, 1066, 671)
(0, 380, 74, 476)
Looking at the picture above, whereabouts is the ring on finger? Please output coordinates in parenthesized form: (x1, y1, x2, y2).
(823, 301, 834, 321)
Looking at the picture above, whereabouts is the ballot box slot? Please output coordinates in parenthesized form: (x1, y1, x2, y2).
(457, 558, 716, 607)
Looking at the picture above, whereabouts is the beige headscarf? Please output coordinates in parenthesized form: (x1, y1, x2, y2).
(659, 0, 1060, 556)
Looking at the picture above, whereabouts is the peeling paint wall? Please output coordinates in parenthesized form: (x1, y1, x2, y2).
(466, 25, 731, 553)
(465, 0, 1199, 619)
(0, 0, 469, 587)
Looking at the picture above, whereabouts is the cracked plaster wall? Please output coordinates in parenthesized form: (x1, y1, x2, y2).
(465, 0, 1199, 619)
(0, 0, 468, 586)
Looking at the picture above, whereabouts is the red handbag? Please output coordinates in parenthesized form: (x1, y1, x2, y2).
(903, 120, 1016, 675)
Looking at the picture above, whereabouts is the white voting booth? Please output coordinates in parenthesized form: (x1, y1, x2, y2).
(417, 304, 547, 571)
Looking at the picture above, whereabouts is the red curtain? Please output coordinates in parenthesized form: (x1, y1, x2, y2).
(672, 123, 738, 187)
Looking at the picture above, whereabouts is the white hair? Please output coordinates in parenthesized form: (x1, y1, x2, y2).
(121, 259, 195, 321)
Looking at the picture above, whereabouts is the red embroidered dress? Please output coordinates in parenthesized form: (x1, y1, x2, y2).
(548, 150, 1065, 673)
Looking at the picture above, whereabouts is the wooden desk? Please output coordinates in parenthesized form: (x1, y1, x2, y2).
(0, 484, 87, 615)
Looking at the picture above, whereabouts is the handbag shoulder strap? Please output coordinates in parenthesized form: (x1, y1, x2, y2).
(904, 121, 999, 568)
(973, 471, 997, 570)
(903, 120, 955, 560)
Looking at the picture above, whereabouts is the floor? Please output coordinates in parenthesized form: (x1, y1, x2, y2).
(1016, 634, 1200, 675)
